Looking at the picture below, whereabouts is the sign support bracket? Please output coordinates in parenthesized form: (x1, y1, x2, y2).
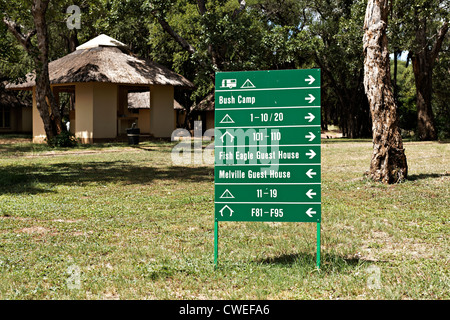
(214, 69, 322, 270)
(214, 222, 321, 269)
(316, 222, 321, 269)
(214, 220, 219, 269)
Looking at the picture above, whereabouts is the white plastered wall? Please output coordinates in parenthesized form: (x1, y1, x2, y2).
(93, 83, 117, 139)
(74, 82, 117, 143)
(149, 85, 175, 138)
(32, 87, 46, 143)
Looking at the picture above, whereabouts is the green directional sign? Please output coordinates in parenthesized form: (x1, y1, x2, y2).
(215, 164, 321, 184)
(214, 69, 322, 268)
(215, 145, 321, 165)
(214, 203, 321, 222)
(215, 184, 321, 202)
(215, 127, 321, 146)
(216, 88, 320, 107)
(216, 107, 321, 127)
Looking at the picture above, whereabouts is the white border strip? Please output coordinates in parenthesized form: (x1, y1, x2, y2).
(215, 202, 321, 204)
(215, 86, 320, 92)
(215, 182, 321, 185)
(215, 163, 321, 166)
(215, 144, 321, 147)
(215, 106, 321, 111)
(215, 125, 321, 129)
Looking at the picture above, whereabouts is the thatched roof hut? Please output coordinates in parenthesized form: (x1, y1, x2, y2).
(7, 35, 194, 90)
(6, 34, 194, 143)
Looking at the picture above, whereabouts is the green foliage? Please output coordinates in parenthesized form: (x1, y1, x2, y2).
(432, 36, 450, 139)
(391, 60, 417, 132)
(0, 8, 34, 80)
(0, 140, 448, 299)
(50, 130, 78, 148)
(1, 0, 448, 138)
(389, 0, 449, 139)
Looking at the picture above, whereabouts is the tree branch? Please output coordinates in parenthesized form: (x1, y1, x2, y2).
(151, 10, 214, 73)
(154, 15, 196, 55)
(1, 15, 36, 53)
(197, 0, 207, 15)
(232, 0, 246, 19)
(431, 21, 449, 63)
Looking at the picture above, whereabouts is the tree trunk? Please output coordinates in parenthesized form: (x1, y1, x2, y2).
(410, 19, 448, 141)
(412, 54, 437, 140)
(32, 0, 63, 140)
(393, 50, 399, 104)
(3, 1, 64, 144)
(34, 68, 55, 140)
(363, 0, 407, 183)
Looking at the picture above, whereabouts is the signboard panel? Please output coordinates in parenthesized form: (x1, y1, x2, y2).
(216, 88, 321, 108)
(216, 107, 321, 127)
(215, 127, 321, 146)
(215, 184, 321, 203)
(216, 69, 320, 90)
(214, 69, 322, 267)
(215, 145, 321, 165)
(215, 69, 321, 223)
(215, 164, 321, 184)
(214, 203, 321, 222)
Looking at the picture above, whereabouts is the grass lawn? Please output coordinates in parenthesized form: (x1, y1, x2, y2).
(0, 136, 448, 299)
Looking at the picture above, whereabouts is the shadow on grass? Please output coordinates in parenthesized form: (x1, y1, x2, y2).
(0, 160, 214, 194)
(321, 138, 372, 144)
(407, 172, 449, 181)
(256, 252, 378, 272)
(0, 139, 178, 156)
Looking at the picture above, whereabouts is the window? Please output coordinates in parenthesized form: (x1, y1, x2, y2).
(0, 106, 11, 128)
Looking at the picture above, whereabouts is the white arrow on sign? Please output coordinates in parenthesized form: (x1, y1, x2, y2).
(305, 112, 315, 122)
(306, 169, 317, 179)
(220, 131, 234, 143)
(305, 149, 316, 159)
(306, 208, 316, 218)
(306, 189, 317, 199)
(305, 132, 316, 141)
(305, 75, 315, 85)
(305, 94, 315, 103)
(219, 205, 234, 217)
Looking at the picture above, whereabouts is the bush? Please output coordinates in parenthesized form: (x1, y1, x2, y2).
(53, 131, 78, 148)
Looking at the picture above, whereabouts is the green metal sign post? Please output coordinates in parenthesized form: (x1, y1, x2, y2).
(214, 69, 321, 268)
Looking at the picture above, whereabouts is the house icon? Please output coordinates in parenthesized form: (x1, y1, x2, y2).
(219, 205, 234, 217)
(220, 131, 234, 143)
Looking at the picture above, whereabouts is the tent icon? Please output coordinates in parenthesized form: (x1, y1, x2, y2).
(220, 189, 235, 199)
(220, 114, 235, 124)
(241, 79, 255, 88)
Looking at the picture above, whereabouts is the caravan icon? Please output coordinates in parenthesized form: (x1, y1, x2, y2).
(221, 79, 237, 89)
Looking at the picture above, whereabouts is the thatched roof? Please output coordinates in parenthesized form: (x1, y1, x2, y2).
(193, 92, 214, 111)
(127, 91, 184, 110)
(127, 92, 150, 109)
(173, 100, 184, 110)
(0, 86, 31, 108)
(6, 35, 194, 90)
